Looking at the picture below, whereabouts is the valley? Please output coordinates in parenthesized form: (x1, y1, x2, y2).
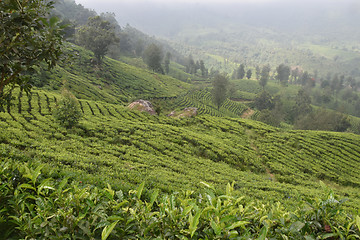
(1, 0, 360, 238)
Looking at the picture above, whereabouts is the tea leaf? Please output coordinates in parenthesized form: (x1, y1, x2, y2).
(101, 220, 119, 240)
(136, 182, 145, 200)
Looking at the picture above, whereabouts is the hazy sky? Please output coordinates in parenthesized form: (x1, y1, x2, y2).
(73, 0, 360, 37)
(75, 0, 279, 4)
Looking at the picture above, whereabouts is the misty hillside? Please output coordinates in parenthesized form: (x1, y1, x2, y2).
(84, 0, 360, 78)
(101, 0, 360, 40)
(2, 0, 360, 238)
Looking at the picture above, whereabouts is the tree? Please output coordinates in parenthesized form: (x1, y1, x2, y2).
(118, 32, 132, 55)
(246, 69, 252, 79)
(164, 52, 171, 74)
(330, 74, 344, 98)
(212, 74, 229, 110)
(186, 55, 195, 74)
(199, 60, 207, 77)
(135, 39, 144, 57)
(237, 64, 246, 79)
(76, 16, 118, 63)
(299, 71, 311, 86)
(276, 64, 290, 86)
(258, 109, 281, 127)
(0, 0, 64, 107)
(259, 65, 271, 89)
(292, 89, 312, 121)
(53, 88, 83, 128)
(294, 109, 350, 132)
(143, 43, 164, 74)
(195, 61, 201, 74)
(254, 91, 274, 110)
(255, 65, 261, 81)
(291, 67, 301, 84)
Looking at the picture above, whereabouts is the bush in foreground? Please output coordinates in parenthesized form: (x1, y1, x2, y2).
(0, 160, 359, 239)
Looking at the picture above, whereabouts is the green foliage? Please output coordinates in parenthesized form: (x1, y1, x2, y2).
(53, 88, 82, 128)
(143, 43, 164, 74)
(1, 161, 359, 239)
(33, 44, 189, 103)
(1, 89, 360, 213)
(164, 52, 171, 74)
(276, 63, 291, 86)
(236, 64, 246, 79)
(295, 108, 351, 132)
(259, 65, 271, 89)
(76, 16, 119, 63)
(293, 88, 312, 120)
(0, 0, 64, 106)
(257, 109, 281, 127)
(253, 91, 274, 111)
(246, 69, 252, 80)
(212, 74, 229, 110)
(53, 0, 96, 26)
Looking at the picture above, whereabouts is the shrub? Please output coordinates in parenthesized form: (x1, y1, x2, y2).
(53, 88, 82, 128)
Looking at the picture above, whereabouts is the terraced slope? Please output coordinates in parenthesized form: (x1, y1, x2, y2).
(170, 90, 249, 117)
(1, 89, 360, 210)
(36, 44, 190, 104)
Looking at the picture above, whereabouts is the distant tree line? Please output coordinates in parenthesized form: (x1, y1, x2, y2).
(185, 55, 208, 77)
(52, 0, 191, 72)
(249, 62, 358, 132)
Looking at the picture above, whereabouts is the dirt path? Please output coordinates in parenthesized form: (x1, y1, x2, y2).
(241, 108, 255, 119)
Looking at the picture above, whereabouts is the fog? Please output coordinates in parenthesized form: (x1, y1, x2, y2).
(74, 0, 360, 39)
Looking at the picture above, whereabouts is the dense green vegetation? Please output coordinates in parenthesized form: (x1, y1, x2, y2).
(32, 44, 190, 104)
(1, 89, 360, 211)
(2, 0, 360, 238)
(1, 89, 360, 238)
(1, 160, 360, 239)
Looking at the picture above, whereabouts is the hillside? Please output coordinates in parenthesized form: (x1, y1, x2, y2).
(33, 44, 190, 104)
(1, 88, 360, 212)
(3, 0, 360, 238)
(164, 24, 360, 79)
(106, 0, 360, 78)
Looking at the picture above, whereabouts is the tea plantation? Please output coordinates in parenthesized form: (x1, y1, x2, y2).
(1, 87, 360, 201)
(1, 45, 360, 238)
(1, 88, 360, 239)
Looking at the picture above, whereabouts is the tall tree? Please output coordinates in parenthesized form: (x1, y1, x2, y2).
(276, 64, 290, 86)
(135, 39, 144, 57)
(330, 74, 340, 94)
(118, 32, 132, 54)
(293, 89, 312, 121)
(291, 67, 301, 84)
(76, 16, 118, 63)
(212, 74, 229, 110)
(164, 52, 171, 74)
(246, 69, 252, 79)
(143, 44, 164, 74)
(255, 65, 261, 81)
(0, 0, 64, 107)
(299, 71, 311, 86)
(259, 65, 271, 89)
(186, 55, 195, 74)
(199, 60, 207, 77)
(237, 64, 246, 79)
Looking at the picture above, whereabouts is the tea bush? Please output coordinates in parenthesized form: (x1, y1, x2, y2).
(1, 160, 359, 239)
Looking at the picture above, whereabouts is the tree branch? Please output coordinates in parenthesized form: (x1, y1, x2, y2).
(0, 70, 21, 95)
